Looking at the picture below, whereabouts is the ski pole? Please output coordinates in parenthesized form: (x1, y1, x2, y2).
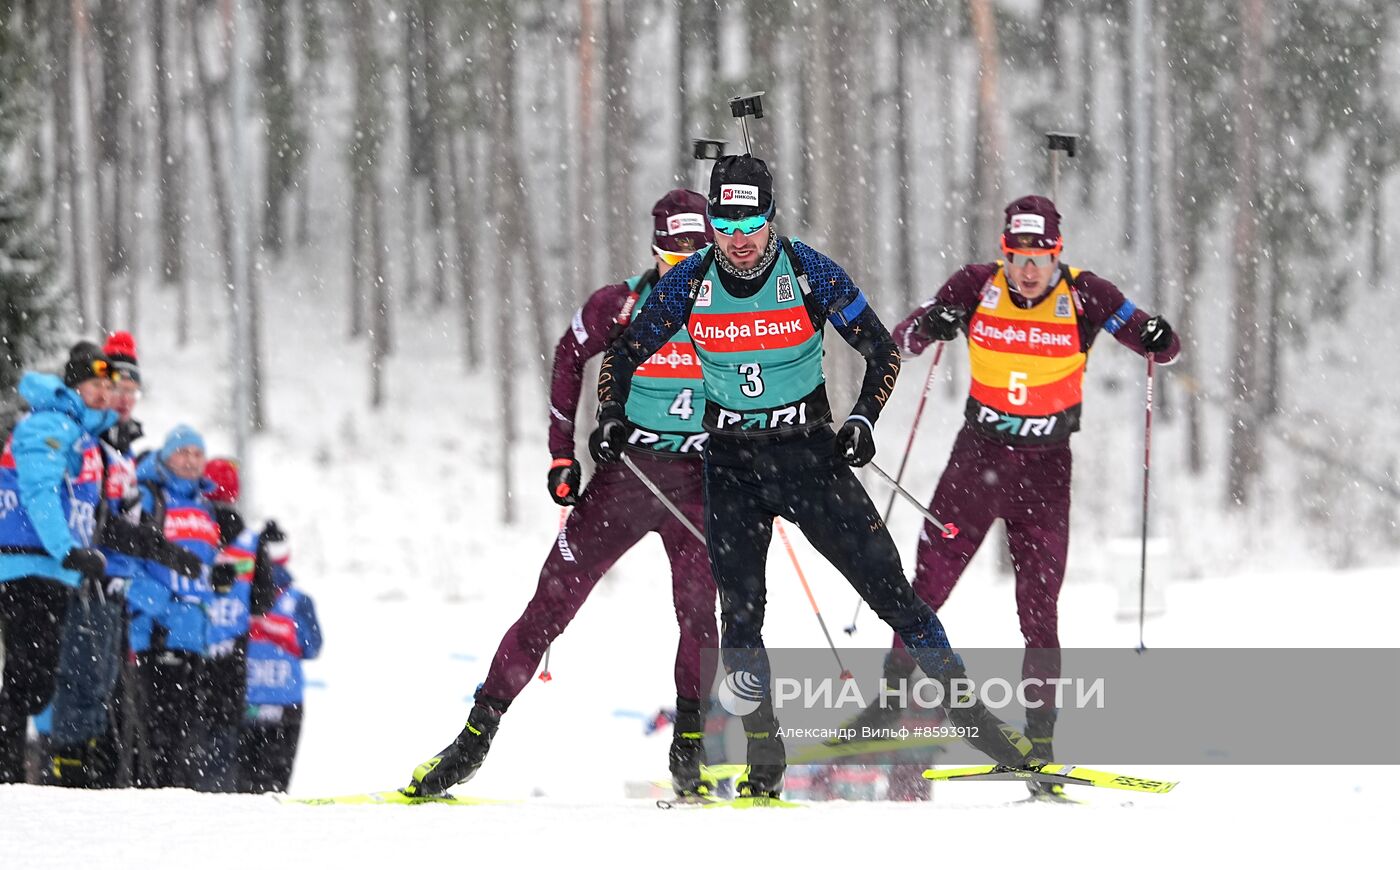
(623, 453, 851, 679)
(621, 453, 705, 542)
(1136, 357, 1155, 653)
(848, 344, 944, 635)
(539, 506, 570, 683)
(867, 461, 960, 540)
(774, 519, 852, 680)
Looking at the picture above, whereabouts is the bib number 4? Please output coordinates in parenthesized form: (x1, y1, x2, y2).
(739, 362, 765, 398)
(668, 388, 695, 421)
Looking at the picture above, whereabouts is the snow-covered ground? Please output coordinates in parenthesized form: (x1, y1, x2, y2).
(3, 559, 1396, 866)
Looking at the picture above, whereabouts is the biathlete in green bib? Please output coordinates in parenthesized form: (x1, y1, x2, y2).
(593, 155, 1041, 798)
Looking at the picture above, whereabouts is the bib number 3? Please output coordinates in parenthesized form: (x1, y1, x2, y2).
(739, 362, 764, 398)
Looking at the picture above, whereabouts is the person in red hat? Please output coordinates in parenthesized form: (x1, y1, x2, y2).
(197, 457, 252, 791)
(407, 190, 721, 801)
(859, 195, 1182, 796)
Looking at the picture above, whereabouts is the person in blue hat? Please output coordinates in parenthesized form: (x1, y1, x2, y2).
(125, 424, 227, 787)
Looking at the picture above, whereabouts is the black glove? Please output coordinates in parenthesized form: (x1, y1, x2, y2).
(62, 547, 107, 579)
(1139, 315, 1174, 354)
(211, 563, 238, 594)
(547, 458, 582, 507)
(588, 405, 631, 464)
(835, 417, 876, 467)
(917, 305, 966, 342)
(261, 519, 286, 546)
(214, 504, 246, 547)
(161, 540, 204, 579)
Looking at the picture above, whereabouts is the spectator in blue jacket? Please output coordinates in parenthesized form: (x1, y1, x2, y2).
(0, 342, 116, 782)
(48, 331, 200, 788)
(239, 559, 321, 793)
(126, 424, 222, 788)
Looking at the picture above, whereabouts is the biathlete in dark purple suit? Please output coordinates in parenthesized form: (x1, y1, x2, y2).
(406, 190, 720, 799)
(869, 195, 1181, 791)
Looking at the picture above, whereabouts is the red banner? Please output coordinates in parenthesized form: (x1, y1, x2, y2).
(968, 314, 1079, 359)
(688, 308, 814, 353)
(635, 341, 702, 379)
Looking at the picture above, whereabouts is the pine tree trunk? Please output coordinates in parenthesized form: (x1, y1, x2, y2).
(1115, 7, 1133, 247)
(488, 0, 520, 525)
(172, 0, 191, 346)
(934, 6, 955, 267)
(674, 0, 691, 185)
(1079, 9, 1096, 206)
(93, 0, 131, 329)
(451, 127, 479, 369)
(189, 0, 238, 307)
(370, 194, 390, 407)
(1042, 0, 1063, 92)
(154, 0, 186, 293)
(52, 0, 84, 326)
(577, 0, 597, 289)
(352, 0, 389, 405)
(893, 12, 913, 313)
(805, 0, 834, 245)
(401, 0, 425, 304)
(260, 0, 295, 257)
(351, 182, 366, 339)
(968, 0, 1005, 247)
(1227, 0, 1265, 507)
(602, 0, 633, 279)
(424, 0, 451, 308)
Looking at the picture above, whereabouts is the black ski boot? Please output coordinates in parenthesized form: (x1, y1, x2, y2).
(404, 698, 506, 797)
(942, 681, 1038, 768)
(737, 704, 785, 798)
(1023, 709, 1064, 799)
(669, 697, 710, 797)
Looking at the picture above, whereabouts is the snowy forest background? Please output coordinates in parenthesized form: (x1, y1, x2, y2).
(1, 0, 1397, 584)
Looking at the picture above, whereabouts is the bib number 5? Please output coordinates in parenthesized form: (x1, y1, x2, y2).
(739, 362, 764, 398)
(1007, 371, 1028, 406)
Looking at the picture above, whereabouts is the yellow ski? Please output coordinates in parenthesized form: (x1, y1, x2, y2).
(280, 790, 515, 807)
(922, 763, 1177, 794)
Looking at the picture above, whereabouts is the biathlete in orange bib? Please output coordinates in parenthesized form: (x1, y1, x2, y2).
(883, 195, 1181, 782)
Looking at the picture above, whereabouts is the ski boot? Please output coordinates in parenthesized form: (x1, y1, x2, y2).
(669, 697, 712, 799)
(404, 699, 505, 797)
(1022, 709, 1064, 800)
(736, 704, 786, 799)
(945, 687, 1040, 768)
